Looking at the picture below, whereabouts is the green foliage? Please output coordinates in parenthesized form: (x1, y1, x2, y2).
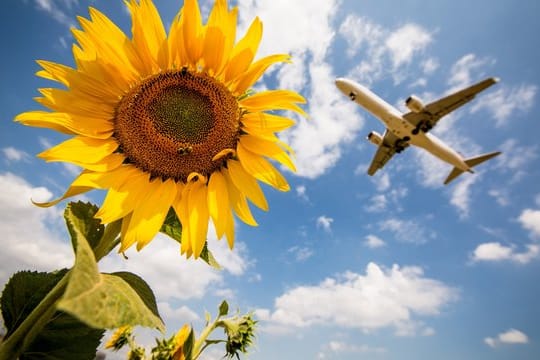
(111, 272, 162, 324)
(0, 270, 104, 360)
(56, 228, 164, 331)
(64, 201, 104, 251)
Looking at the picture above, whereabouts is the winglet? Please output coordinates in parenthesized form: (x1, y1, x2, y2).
(444, 151, 502, 185)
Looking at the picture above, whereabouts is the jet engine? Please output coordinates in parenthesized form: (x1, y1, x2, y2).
(367, 131, 383, 146)
(405, 95, 425, 113)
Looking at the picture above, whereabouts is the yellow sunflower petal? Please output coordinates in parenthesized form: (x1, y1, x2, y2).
(241, 112, 296, 132)
(37, 88, 115, 118)
(239, 134, 296, 172)
(227, 159, 269, 211)
(240, 90, 307, 116)
(222, 167, 258, 226)
(119, 212, 134, 252)
(187, 180, 210, 258)
(182, 0, 204, 67)
(207, 170, 230, 239)
(33, 185, 91, 208)
(38, 136, 118, 164)
(15, 111, 113, 139)
(176, 187, 193, 257)
(232, 54, 290, 94)
(167, 12, 187, 67)
(72, 166, 140, 190)
(223, 17, 262, 84)
(202, 0, 228, 74)
(123, 179, 177, 251)
(237, 142, 290, 191)
(127, 0, 168, 73)
(96, 169, 151, 223)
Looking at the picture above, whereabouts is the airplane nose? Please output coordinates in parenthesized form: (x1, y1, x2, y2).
(335, 78, 349, 93)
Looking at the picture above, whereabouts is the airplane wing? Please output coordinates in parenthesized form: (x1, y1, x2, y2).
(403, 77, 498, 131)
(367, 130, 409, 176)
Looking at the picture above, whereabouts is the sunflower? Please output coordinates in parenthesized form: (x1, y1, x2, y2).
(16, 0, 305, 258)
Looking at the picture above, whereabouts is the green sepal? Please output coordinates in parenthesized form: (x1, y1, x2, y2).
(160, 207, 182, 244)
(0, 270, 104, 360)
(64, 201, 104, 252)
(160, 207, 221, 270)
(218, 300, 229, 317)
(57, 221, 164, 332)
(182, 328, 195, 360)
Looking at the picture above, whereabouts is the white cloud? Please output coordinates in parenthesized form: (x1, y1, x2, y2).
(485, 329, 529, 347)
(364, 235, 386, 249)
(385, 24, 432, 69)
(470, 84, 537, 127)
(338, 15, 384, 58)
(471, 242, 539, 264)
(422, 58, 439, 75)
(0, 172, 73, 287)
(157, 302, 199, 323)
(287, 246, 314, 262)
(256, 262, 458, 335)
(316, 215, 334, 232)
(379, 218, 436, 244)
(2, 147, 31, 163)
(373, 172, 391, 192)
(518, 209, 540, 238)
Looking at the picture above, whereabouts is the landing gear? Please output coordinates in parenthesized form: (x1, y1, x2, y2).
(412, 121, 433, 135)
(394, 136, 410, 153)
(349, 92, 356, 101)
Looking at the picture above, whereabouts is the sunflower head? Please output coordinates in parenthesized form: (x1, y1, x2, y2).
(16, 0, 306, 259)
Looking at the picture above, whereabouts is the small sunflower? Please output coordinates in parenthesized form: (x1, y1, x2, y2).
(17, 0, 305, 258)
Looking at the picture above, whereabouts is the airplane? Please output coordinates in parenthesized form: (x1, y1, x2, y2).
(335, 77, 502, 185)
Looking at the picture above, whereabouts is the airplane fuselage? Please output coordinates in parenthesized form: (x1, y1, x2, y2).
(336, 79, 471, 172)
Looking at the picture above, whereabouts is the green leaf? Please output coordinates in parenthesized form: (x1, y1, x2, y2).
(182, 328, 195, 360)
(20, 312, 104, 360)
(0, 270, 103, 360)
(1, 270, 68, 338)
(64, 201, 104, 251)
(57, 225, 164, 332)
(160, 207, 182, 244)
(200, 242, 221, 270)
(110, 272, 162, 324)
(218, 300, 229, 317)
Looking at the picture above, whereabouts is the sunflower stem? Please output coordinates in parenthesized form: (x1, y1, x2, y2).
(0, 271, 71, 360)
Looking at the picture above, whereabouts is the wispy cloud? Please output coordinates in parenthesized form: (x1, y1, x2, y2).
(287, 246, 314, 262)
(2, 147, 31, 163)
(316, 215, 334, 233)
(33, 0, 77, 28)
(379, 218, 436, 244)
(470, 84, 537, 127)
(448, 54, 495, 91)
(449, 174, 480, 218)
(485, 328, 529, 347)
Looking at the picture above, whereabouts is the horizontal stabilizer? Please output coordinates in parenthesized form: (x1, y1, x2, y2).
(444, 151, 502, 185)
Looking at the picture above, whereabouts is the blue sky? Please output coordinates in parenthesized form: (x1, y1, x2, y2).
(1, 0, 540, 359)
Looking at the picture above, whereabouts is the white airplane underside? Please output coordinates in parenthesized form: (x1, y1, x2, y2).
(335, 77, 501, 185)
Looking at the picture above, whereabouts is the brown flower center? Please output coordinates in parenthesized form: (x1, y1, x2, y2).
(114, 69, 240, 182)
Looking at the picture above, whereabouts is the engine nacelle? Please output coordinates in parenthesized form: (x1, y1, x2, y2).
(405, 95, 425, 113)
(367, 131, 383, 146)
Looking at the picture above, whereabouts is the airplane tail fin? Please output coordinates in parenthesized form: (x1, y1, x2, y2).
(444, 151, 502, 185)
